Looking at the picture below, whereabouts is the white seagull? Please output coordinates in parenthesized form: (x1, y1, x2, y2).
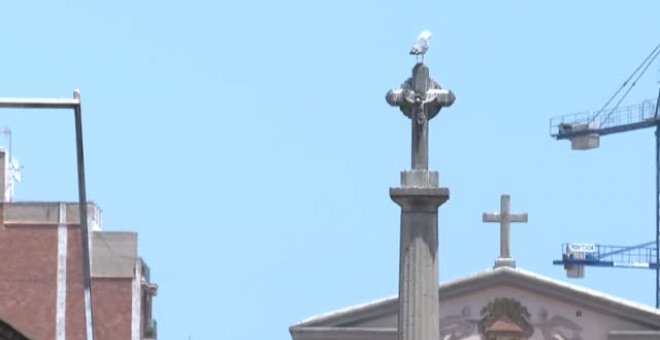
(410, 30, 432, 62)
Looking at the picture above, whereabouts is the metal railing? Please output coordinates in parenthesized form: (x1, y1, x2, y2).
(561, 242, 657, 267)
(550, 99, 658, 138)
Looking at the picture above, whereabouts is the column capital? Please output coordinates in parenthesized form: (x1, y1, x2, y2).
(390, 187, 449, 212)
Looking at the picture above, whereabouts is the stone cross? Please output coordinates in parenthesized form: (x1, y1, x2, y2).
(386, 63, 455, 170)
(482, 194, 528, 268)
(386, 61, 455, 340)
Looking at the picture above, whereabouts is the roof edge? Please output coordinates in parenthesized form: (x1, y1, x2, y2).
(291, 266, 660, 329)
(290, 327, 395, 340)
(291, 295, 397, 328)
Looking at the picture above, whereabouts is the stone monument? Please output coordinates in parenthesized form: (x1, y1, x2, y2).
(385, 32, 455, 340)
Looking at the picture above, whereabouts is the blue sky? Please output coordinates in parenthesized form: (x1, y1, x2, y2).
(1, 1, 660, 339)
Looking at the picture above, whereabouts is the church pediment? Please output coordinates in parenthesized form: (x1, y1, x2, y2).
(291, 267, 660, 340)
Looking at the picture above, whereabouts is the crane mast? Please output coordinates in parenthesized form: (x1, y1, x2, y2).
(549, 43, 660, 307)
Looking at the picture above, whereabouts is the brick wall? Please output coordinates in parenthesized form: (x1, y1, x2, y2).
(0, 205, 138, 339)
(0, 217, 57, 339)
(92, 278, 133, 340)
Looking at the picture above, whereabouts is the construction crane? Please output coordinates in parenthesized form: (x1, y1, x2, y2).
(548, 42, 660, 307)
(553, 241, 657, 278)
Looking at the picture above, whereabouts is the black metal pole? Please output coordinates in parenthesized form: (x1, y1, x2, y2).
(73, 90, 95, 339)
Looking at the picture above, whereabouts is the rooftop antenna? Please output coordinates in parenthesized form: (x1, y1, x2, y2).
(0, 127, 21, 202)
(0, 127, 11, 158)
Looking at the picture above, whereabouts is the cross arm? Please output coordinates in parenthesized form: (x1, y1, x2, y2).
(482, 213, 501, 222)
(482, 213, 528, 223)
(510, 214, 528, 223)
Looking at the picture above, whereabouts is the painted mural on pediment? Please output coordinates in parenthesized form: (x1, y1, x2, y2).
(438, 298, 582, 340)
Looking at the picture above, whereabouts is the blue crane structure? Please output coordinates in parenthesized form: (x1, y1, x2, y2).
(553, 241, 657, 272)
(548, 42, 660, 307)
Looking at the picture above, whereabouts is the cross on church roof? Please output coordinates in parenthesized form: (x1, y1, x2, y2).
(482, 194, 528, 268)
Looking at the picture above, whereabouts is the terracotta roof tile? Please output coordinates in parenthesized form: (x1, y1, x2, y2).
(486, 315, 523, 332)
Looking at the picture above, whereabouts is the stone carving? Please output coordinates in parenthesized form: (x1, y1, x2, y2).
(386, 63, 455, 171)
(534, 308, 583, 340)
(478, 298, 534, 339)
(386, 64, 451, 122)
(438, 302, 584, 340)
(438, 307, 478, 340)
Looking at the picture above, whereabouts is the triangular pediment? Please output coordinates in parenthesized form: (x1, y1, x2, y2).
(290, 267, 660, 340)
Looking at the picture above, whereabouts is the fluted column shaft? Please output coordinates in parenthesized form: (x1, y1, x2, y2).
(391, 186, 448, 340)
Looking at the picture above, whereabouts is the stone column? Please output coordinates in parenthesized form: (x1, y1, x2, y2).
(386, 63, 455, 340)
(391, 184, 448, 340)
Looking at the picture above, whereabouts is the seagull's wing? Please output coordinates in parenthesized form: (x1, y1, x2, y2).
(410, 39, 428, 55)
(410, 30, 431, 55)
